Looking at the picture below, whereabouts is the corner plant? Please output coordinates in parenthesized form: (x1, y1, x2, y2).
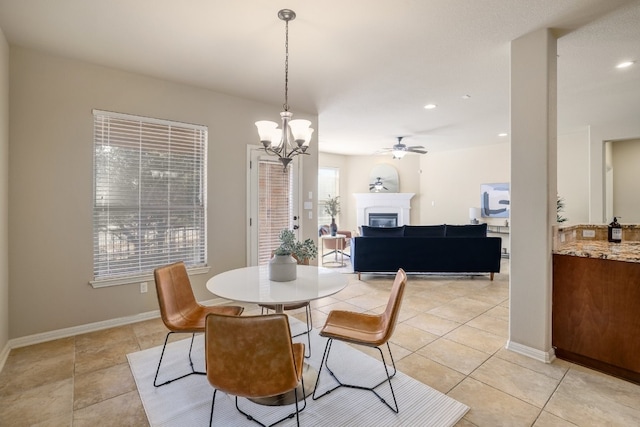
(557, 195, 568, 223)
(274, 229, 318, 262)
(324, 195, 341, 218)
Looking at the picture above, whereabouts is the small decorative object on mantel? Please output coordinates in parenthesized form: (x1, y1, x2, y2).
(324, 195, 340, 236)
(269, 229, 318, 281)
(469, 207, 481, 225)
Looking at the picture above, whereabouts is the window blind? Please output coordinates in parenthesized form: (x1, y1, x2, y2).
(257, 159, 293, 265)
(92, 110, 207, 285)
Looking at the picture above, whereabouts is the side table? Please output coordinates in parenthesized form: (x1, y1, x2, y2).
(320, 234, 346, 267)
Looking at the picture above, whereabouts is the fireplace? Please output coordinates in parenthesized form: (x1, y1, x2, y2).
(368, 213, 398, 228)
(354, 193, 415, 228)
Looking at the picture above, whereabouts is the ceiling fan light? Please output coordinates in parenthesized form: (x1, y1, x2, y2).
(392, 150, 407, 159)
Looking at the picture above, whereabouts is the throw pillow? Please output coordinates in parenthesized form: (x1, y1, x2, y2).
(403, 225, 446, 237)
(360, 225, 405, 237)
(445, 223, 487, 237)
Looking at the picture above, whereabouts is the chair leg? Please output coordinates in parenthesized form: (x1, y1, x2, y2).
(153, 332, 205, 387)
(209, 389, 218, 427)
(234, 381, 306, 427)
(312, 338, 399, 413)
(290, 304, 312, 358)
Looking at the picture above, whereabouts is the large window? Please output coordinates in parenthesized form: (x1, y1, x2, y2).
(92, 110, 207, 286)
(318, 167, 339, 228)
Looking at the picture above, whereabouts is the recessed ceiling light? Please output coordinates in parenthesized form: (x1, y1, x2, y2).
(424, 104, 437, 110)
(498, 133, 508, 137)
(616, 61, 635, 69)
(461, 95, 471, 99)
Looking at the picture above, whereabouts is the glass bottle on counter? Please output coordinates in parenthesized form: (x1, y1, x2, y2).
(608, 217, 622, 243)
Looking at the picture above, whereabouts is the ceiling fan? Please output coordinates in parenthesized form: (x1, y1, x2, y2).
(369, 177, 388, 192)
(377, 136, 428, 159)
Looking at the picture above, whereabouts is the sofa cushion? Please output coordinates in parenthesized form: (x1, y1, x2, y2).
(360, 225, 405, 237)
(445, 223, 487, 237)
(403, 225, 446, 237)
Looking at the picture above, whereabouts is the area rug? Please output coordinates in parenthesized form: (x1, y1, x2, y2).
(127, 320, 469, 426)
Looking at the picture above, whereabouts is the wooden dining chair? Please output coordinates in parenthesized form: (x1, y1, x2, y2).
(205, 313, 306, 427)
(312, 268, 407, 413)
(153, 261, 244, 387)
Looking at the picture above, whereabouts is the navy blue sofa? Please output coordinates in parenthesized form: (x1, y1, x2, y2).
(351, 224, 502, 280)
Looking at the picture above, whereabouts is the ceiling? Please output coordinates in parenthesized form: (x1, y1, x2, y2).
(1, 0, 639, 156)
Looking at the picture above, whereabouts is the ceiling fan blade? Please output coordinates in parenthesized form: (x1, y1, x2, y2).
(406, 145, 425, 150)
(409, 149, 428, 154)
(374, 148, 394, 153)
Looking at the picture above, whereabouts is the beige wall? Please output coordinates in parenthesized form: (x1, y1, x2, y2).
(557, 130, 590, 225)
(318, 153, 421, 234)
(0, 27, 9, 354)
(8, 47, 318, 338)
(321, 137, 594, 231)
(419, 143, 510, 225)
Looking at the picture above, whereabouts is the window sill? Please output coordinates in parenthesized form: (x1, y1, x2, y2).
(89, 266, 211, 288)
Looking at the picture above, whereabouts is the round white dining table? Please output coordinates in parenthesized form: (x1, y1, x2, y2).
(206, 264, 347, 406)
(206, 265, 348, 312)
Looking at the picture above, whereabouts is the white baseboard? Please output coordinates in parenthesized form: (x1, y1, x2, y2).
(9, 310, 161, 350)
(0, 341, 10, 373)
(5, 297, 227, 352)
(506, 340, 556, 363)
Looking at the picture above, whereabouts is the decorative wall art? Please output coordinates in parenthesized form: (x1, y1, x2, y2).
(481, 183, 510, 218)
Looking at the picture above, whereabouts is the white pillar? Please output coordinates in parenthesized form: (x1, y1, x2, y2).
(507, 28, 557, 362)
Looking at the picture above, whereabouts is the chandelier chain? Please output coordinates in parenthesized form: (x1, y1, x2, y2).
(283, 19, 289, 112)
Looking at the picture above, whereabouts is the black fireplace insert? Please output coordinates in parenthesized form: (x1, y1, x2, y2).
(368, 213, 398, 228)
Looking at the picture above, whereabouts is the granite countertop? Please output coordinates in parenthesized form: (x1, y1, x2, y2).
(553, 240, 640, 263)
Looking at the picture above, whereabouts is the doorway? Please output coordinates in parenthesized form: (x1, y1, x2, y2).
(247, 147, 300, 265)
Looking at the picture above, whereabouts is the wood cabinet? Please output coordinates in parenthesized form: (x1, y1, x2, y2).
(552, 254, 640, 384)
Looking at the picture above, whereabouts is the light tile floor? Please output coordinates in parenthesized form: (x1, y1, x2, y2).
(1, 259, 640, 426)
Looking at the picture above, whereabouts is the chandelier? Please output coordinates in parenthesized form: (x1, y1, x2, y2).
(255, 9, 314, 171)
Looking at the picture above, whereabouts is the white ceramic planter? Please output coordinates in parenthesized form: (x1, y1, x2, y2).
(268, 254, 297, 282)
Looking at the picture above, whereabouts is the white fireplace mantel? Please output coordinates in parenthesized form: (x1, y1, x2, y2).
(354, 193, 414, 228)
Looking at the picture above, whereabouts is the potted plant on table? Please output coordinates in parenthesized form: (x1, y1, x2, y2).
(270, 229, 318, 281)
(324, 195, 341, 236)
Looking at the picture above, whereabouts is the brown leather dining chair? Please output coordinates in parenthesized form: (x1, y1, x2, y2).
(205, 313, 306, 427)
(312, 268, 407, 413)
(153, 261, 244, 387)
(260, 301, 312, 358)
